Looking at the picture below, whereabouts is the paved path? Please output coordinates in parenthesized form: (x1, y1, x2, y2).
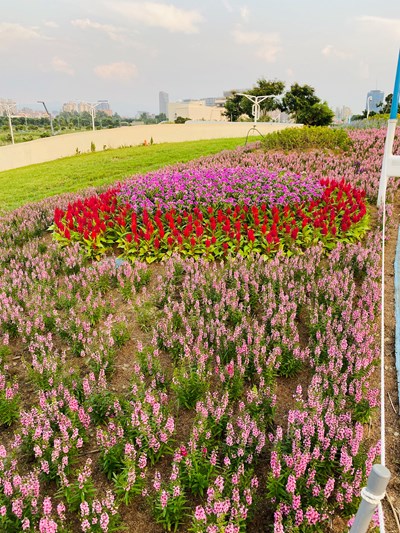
(0, 122, 300, 172)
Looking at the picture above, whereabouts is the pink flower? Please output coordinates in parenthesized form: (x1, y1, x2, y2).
(194, 506, 207, 521)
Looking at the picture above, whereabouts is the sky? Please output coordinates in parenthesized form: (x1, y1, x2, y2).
(1, 0, 400, 117)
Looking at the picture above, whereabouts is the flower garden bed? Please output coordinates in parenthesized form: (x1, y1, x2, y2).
(0, 128, 398, 532)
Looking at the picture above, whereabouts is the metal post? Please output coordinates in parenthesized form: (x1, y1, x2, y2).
(37, 100, 54, 136)
(349, 464, 391, 533)
(1, 104, 15, 145)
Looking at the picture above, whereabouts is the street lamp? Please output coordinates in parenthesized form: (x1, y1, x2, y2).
(88, 103, 100, 131)
(37, 101, 54, 135)
(366, 96, 373, 119)
(237, 93, 278, 124)
(0, 103, 15, 145)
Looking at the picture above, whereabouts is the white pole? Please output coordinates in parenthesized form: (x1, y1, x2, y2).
(349, 464, 390, 533)
(377, 49, 400, 207)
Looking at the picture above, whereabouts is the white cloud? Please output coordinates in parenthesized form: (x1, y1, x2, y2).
(0, 23, 44, 47)
(221, 0, 233, 13)
(43, 20, 59, 28)
(232, 28, 281, 62)
(71, 18, 128, 42)
(51, 57, 75, 76)
(357, 15, 400, 39)
(240, 6, 250, 22)
(94, 61, 138, 81)
(321, 44, 351, 60)
(358, 60, 369, 80)
(107, 2, 203, 34)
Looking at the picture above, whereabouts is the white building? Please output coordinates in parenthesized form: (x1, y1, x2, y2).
(168, 100, 227, 122)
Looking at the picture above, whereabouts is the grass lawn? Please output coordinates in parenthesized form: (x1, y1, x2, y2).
(0, 136, 260, 212)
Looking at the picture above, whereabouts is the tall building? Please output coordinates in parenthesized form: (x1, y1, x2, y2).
(97, 100, 112, 116)
(78, 102, 91, 113)
(366, 90, 384, 113)
(159, 91, 169, 116)
(62, 102, 77, 113)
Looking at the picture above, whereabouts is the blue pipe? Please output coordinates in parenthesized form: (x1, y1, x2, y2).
(390, 49, 400, 120)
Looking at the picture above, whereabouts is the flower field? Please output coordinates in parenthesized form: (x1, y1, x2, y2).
(0, 127, 399, 532)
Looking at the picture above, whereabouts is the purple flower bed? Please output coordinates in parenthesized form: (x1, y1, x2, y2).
(118, 167, 324, 212)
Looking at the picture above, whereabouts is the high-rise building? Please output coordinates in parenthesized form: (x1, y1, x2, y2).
(159, 91, 169, 116)
(366, 90, 384, 113)
(62, 102, 77, 113)
(97, 100, 112, 116)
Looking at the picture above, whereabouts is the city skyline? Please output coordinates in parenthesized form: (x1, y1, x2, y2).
(1, 1, 399, 116)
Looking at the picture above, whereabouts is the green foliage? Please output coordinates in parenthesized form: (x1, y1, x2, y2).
(179, 447, 219, 496)
(111, 321, 130, 348)
(100, 441, 126, 479)
(281, 83, 334, 126)
(263, 126, 352, 152)
(172, 366, 209, 409)
(57, 462, 96, 512)
(0, 386, 19, 427)
(134, 301, 159, 332)
(174, 116, 190, 124)
(151, 481, 188, 532)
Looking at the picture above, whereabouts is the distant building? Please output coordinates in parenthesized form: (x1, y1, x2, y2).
(335, 105, 352, 123)
(366, 90, 384, 113)
(62, 101, 78, 113)
(159, 91, 169, 116)
(168, 100, 227, 122)
(78, 102, 91, 113)
(97, 100, 112, 116)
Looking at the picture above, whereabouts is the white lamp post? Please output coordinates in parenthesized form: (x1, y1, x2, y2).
(0, 103, 15, 145)
(237, 93, 278, 124)
(37, 101, 54, 136)
(88, 102, 100, 131)
(366, 96, 373, 119)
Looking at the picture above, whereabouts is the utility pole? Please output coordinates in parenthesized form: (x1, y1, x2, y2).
(88, 102, 100, 131)
(0, 103, 15, 145)
(37, 100, 55, 135)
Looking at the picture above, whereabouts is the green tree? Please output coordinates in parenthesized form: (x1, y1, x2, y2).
(224, 78, 285, 121)
(174, 116, 189, 124)
(377, 93, 400, 115)
(281, 83, 334, 126)
(296, 102, 334, 126)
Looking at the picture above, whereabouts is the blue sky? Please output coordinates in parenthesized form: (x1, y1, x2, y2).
(1, 0, 400, 116)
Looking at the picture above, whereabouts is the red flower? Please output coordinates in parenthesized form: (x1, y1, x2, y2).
(126, 233, 133, 243)
(247, 229, 255, 242)
(196, 226, 204, 237)
(211, 236, 217, 244)
(154, 237, 160, 249)
(190, 237, 196, 247)
(291, 227, 299, 240)
(167, 236, 174, 246)
(180, 446, 188, 457)
(205, 239, 211, 248)
(64, 228, 71, 240)
(223, 242, 229, 250)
